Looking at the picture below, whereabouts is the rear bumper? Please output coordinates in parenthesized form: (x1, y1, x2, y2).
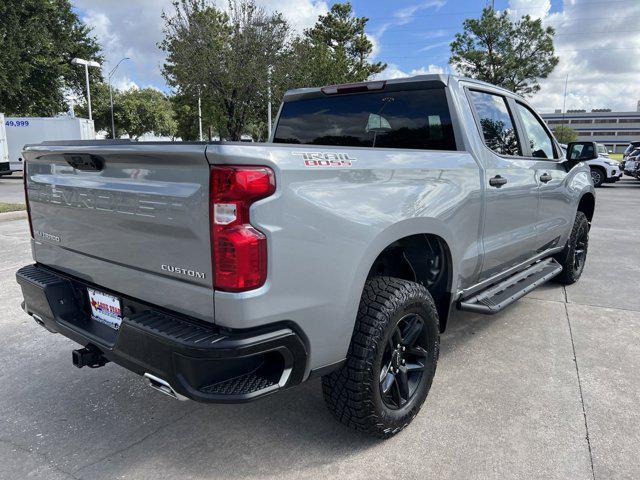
(16, 263, 307, 403)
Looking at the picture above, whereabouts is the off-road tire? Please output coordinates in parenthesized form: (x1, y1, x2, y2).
(554, 211, 589, 285)
(322, 276, 439, 438)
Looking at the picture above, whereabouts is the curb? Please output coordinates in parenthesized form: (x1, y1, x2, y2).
(0, 210, 27, 222)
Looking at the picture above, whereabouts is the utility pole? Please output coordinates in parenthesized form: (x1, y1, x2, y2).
(71, 58, 101, 120)
(108, 57, 130, 139)
(267, 65, 272, 139)
(198, 88, 203, 142)
(562, 74, 569, 121)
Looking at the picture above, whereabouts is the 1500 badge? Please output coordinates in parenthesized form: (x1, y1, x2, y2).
(292, 152, 357, 167)
(34, 230, 61, 242)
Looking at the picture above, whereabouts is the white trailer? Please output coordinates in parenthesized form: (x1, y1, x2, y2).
(0, 114, 9, 175)
(4, 116, 95, 173)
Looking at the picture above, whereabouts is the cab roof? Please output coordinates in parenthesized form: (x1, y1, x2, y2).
(283, 74, 522, 102)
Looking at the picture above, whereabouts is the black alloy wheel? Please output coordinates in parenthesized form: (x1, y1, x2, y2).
(379, 313, 429, 409)
(573, 223, 589, 273)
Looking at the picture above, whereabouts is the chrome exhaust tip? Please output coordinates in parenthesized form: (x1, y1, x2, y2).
(143, 373, 188, 401)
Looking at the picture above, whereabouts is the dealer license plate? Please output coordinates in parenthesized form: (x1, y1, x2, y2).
(87, 288, 122, 330)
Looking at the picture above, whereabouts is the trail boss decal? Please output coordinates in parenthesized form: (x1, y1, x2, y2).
(293, 152, 357, 167)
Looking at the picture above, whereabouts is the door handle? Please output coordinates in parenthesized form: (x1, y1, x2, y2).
(540, 173, 553, 183)
(489, 175, 508, 187)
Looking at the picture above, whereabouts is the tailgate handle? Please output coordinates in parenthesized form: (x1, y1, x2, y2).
(64, 154, 104, 172)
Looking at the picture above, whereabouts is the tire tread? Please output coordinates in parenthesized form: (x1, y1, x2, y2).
(322, 276, 439, 438)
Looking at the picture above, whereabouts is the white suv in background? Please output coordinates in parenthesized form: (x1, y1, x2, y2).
(560, 143, 622, 187)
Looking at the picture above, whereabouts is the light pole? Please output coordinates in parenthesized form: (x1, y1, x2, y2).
(198, 86, 203, 141)
(71, 58, 101, 120)
(267, 65, 272, 138)
(254, 19, 284, 140)
(108, 57, 130, 139)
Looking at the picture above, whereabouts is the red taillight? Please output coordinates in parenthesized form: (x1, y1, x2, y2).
(210, 166, 275, 292)
(23, 161, 34, 238)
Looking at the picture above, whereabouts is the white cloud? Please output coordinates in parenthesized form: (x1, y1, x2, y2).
(258, 0, 328, 32)
(113, 76, 139, 91)
(418, 40, 451, 53)
(508, 0, 640, 112)
(75, 0, 174, 90)
(74, 0, 328, 91)
(372, 63, 444, 80)
(418, 29, 449, 39)
(507, 0, 551, 20)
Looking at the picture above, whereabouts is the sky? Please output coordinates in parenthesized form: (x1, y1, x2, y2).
(72, 0, 640, 113)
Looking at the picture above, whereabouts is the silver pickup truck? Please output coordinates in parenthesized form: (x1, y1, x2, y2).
(16, 74, 597, 438)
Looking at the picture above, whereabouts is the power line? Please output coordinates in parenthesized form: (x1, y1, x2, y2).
(364, 0, 640, 24)
(376, 28, 640, 47)
(378, 46, 640, 62)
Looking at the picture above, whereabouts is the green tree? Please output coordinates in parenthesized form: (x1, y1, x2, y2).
(171, 94, 200, 141)
(297, 2, 386, 86)
(118, 88, 177, 139)
(160, 1, 385, 140)
(75, 82, 114, 134)
(553, 124, 578, 144)
(77, 87, 177, 139)
(160, 0, 290, 140)
(0, 0, 102, 116)
(449, 8, 558, 96)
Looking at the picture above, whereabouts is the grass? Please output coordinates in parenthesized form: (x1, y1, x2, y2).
(610, 153, 623, 161)
(0, 203, 26, 213)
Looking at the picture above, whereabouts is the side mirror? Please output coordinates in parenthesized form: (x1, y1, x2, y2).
(566, 141, 599, 161)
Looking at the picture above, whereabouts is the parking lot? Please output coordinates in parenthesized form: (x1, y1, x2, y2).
(0, 179, 639, 480)
(0, 173, 26, 204)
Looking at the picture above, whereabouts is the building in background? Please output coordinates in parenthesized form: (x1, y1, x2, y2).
(541, 109, 640, 153)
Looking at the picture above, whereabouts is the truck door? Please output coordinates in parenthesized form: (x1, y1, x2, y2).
(467, 89, 541, 281)
(512, 101, 571, 251)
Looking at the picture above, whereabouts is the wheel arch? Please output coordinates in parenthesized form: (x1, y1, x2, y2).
(366, 233, 455, 332)
(349, 219, 459, 334)
(577, 192, 596, 223)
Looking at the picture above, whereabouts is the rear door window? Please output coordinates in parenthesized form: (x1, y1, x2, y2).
(273, 88, 456, 151)
(468, 90, 521, 156)
(515, 102, 557, 159)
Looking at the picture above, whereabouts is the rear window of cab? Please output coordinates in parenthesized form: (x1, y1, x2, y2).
(273, 88, 457, 151)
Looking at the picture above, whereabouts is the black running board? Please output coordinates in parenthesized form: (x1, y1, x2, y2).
(458, 258, 562, 314)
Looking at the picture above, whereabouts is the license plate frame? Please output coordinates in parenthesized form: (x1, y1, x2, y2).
(87, 288, 123, 330)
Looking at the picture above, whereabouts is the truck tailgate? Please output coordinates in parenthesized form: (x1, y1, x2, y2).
(23, 142, 214, 322)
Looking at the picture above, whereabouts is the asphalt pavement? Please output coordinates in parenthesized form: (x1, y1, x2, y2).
(0, 172, 26, 204)
(0, 179, 639, 480)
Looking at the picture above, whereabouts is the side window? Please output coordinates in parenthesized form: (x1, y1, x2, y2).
(468, 90, 521, 156)
(516, 103, 556, 159)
